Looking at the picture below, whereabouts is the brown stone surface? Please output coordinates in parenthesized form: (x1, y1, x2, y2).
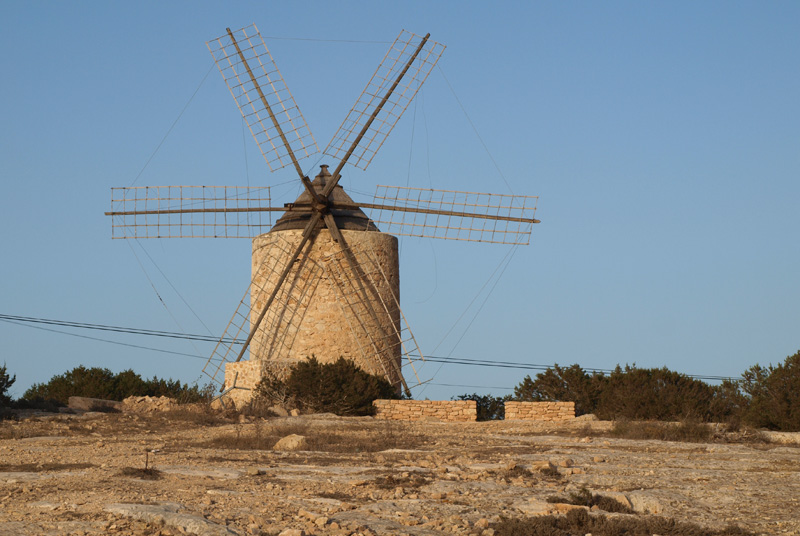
(1, 411, 798, 535)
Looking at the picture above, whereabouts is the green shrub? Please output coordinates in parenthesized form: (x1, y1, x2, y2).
(0, 363, 15, 408)
(595, 365, 717, 421)
(511, 363, 755, 425)
(453, 393, 510, 420)
(23, 366, 205, 405)
(513, 364, 604, 416)
(740, 350, 800, 431)
(252, 356, 399, 416)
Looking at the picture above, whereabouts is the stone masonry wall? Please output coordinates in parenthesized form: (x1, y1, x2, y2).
(373, 399, 477, 422)
(224, 360, 262, 408)
(249, 229, 401, 385)
(504, 401, 575, 421)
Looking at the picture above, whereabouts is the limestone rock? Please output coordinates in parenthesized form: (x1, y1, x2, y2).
(68, 397, 122, 412)
(121, 396, 177, 413)
(269, 405, 289, 417)
(277, 530, 305, 536)
(273, 434, 307, 451)
(105, 503, 237, 535)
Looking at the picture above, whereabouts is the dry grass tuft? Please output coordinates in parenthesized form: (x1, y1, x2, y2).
(610, 420, 713, 442)
(0, 462, 94, 472)
(199, 420, 424, 453)
(316, 490, 354, 502)
(494, 508, 755, 536)
(374, 473, 429, 489)
(546, 487, 634, 514)
(539, 465, 564, 481)
(505, 465, 535, 479)
(118, 467, 163, 480)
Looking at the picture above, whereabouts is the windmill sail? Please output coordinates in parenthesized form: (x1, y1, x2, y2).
(365, 185, 539, 245)
(207, 24, 319, 172)
(108, 185, 274, 239)
(324, 30, 446, 171)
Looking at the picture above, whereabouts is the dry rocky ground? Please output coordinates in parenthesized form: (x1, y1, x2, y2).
(1, 403, 799, 536)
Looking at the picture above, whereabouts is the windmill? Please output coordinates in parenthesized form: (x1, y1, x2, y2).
(107, 24, 540, 404)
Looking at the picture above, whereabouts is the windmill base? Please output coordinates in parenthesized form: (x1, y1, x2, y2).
(221, 359, 297, 408)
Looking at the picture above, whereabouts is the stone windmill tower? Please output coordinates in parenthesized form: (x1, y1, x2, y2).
(107, 25, 539, 405)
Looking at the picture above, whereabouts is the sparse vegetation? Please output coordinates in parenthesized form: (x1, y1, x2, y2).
(22, 366, 208, 405)
(200, 419, 424, 453)
(609, 419, 714, 443)
(504, 465, 535, 479)
(118, 467, 162, 480)
(546, 487, 634, 514)
(374, 473, 429, 489)
(0, 462, 94, 472)
(494, 508, 755, 536)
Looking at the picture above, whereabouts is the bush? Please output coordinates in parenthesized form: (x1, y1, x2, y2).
(23, 366, 205, 405)
(514, 364, 604, 416)
(594, 365, 718, 421)
(514, 364, 723, 421)
(740, 350, 800, 431)
(0, 363, 15, 408)
(253, 356, 400, 416)
(453, 393, 510, 420)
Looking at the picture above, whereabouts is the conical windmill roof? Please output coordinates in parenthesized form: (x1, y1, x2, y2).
(271, 165, 379, 233)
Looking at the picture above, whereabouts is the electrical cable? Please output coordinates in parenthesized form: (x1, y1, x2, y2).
(130, 63, 216, 187)
(263, 36, 391, 44)
(0, 313, 736, 382)
(437, 65, 514, 195)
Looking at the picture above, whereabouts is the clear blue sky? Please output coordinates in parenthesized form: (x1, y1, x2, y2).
(1, 1, 798, 400)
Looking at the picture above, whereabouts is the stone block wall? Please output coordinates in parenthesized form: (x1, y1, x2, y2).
(249, 229, 401, 385)
(504, 401, 575, 421)
(373, 399, 477, 422)
(224, 360, 262, 408)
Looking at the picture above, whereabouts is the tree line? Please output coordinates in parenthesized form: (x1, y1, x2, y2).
(457, 350, 800, 431)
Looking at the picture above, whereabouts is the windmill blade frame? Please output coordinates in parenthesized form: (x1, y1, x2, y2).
(323, 30, 446, 171)
(202, 231, 326, 389)
(207, 24, 319, 174)
(365, 185, 540, 245)
(322, 236, 426, 391)
(107, 185, 277, 239)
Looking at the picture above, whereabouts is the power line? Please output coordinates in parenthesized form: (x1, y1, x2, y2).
(0, 312, 736, 382)
(0, 313, 234, 344)
(0, 318, 208, 361)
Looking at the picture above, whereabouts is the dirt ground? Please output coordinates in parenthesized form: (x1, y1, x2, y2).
(1, 408, 798, 536)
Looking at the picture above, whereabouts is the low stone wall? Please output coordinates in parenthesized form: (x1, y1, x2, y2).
(373, 399, 477, 422)
(505, 401, 575, 421)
